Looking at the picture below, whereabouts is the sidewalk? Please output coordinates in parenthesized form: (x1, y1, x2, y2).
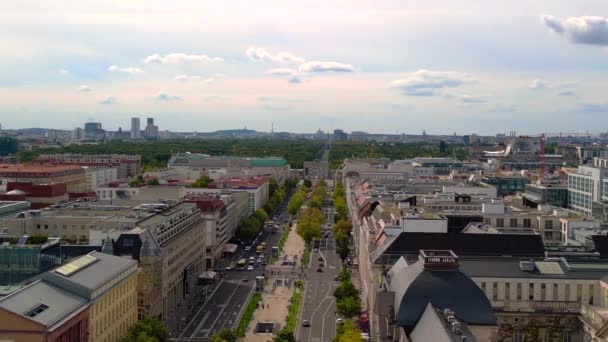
(241, 225, 305, 341)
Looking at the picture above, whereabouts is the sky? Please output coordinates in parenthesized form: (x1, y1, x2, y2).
(2, 1, 608, 135)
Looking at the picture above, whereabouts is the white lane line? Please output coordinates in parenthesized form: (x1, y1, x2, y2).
(179, 279, 225, 339)
(307, 281, 333, 342)
(199, 280, 242, 338)
(320, 297, 335, 342)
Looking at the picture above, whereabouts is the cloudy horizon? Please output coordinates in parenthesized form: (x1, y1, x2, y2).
(2, 1, 608, 135)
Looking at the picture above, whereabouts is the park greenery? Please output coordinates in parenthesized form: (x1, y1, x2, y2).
(264, 178, 298, 216)
(237, 209, 268, 241)
(211, 328, 237, 342)
(328, 141, 468, 169)
(122, 316, 168, 342)
(308, 180, 326, 209)
(235, 292, 262, 336)
(334, 268, 362, 318)
(287, 184, 309, 216)
(191, 175, 212, 188)
(129, 175, 145, 187)
(283, 280, 304, 334)
(333, 182, 348, 222)
(333, 220, 353, 262)
(18, 139, 324, 169)
(0, 137, 18, 156)
(296, 207, 324, 244)
(333, 319, 363, 342)
(147, 178, 160, 186)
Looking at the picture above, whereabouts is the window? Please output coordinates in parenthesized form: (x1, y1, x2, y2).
(589, 284, 595, 305)
(529, 283, 535, 300)
(37, 224, 41, 229)
(513, 329, 524, 342)
(545, 220, 553, 230)
(496, 218, 504, 228)
(510, 218, 518, 227)
(493, 282, 498, 300)
(505, 283, 511, 300)
(44, 225, 48, 229)
(563, 330, 572, 342)
(523, 218, 531, 228)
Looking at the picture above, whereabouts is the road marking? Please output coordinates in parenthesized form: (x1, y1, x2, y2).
(307, 282, 333, 342)
(199, 280, 242, 338)
(179, 279, 225, 340)
(320, 297, 335, 342)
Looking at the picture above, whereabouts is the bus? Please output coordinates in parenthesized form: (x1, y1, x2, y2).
(237, 258, 247, 269)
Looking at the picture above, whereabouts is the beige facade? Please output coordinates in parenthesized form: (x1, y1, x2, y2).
(89, 274, 138, 342)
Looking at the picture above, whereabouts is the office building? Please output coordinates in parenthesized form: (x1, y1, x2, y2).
(568, 158, 608, 217)
(83, 122, 105, 141)
(0, 237, 61, 285)
(130, 117, 141, 139)
(0, 164, 87, 193)
(333, 129, 347, 141)
(144, 118, 159, 140)
(37, 154, 141, 179)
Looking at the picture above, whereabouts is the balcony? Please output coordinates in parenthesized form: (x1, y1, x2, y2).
(493, 300, 581, 313)
(580, 304, 608, 331)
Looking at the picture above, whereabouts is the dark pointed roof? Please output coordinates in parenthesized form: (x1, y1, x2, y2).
(388, 256, 496, 332)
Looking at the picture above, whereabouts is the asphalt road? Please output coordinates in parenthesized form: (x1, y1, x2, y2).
(297, 199, 340, 342)
(177, 204, 292, 340)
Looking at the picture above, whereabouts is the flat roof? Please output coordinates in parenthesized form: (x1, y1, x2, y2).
(0, 280, 88, 328)
(458, 259, 608, 280)
(0, 164, 84, 174)
(44, 251, 137, 291)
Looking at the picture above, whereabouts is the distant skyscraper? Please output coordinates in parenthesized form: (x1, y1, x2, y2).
(131, 117, 141, 139)
(144, 117, 159, 140)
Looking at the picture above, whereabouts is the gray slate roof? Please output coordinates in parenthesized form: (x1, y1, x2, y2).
(0, 280, 88, 329)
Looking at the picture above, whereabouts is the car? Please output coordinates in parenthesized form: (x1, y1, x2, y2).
(318, 257, 324, 261)
(225, 265, 235, 270)
(313, 248, 319, 252)
(247, 265, 254, 271)
(317, 267, 323, 272)
(261, 260, 267, 265)
(249, 256, 255, 261)
(302, 320, 311, 327)
(333, 275, 339, 281)
(319, 263, 325, 268)
(243, 276, 249, 282)
(336, 318, 344, 325)
(257, 258, 262, 264)
(244, 246, 251, 251)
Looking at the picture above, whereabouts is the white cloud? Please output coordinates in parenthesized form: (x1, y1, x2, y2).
(58, 69, 69, 75)
(99, 96, 118, 105)
(155, 92, 182, 101)
(458, 94, 487, 103)
(298, 61, 355, 73)
(265, 68, 298, 76)
(108, 65, 143, 74)
(78, 85, 91, 92)
(558, 90, 575, 96)
(144, 53, 223, 64)
(390, 70, 476, 96)
(175, 74, 216, 84)
(289, 76, 302, 84)
(246, 47, 305, 64)
(542, 15, 608, 45)
(528, 79, 578, 96)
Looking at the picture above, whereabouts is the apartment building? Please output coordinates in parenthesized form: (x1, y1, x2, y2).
(84, 167, 118, 191)
(37, 154, 141, 179)
(0, 164, 87, 192)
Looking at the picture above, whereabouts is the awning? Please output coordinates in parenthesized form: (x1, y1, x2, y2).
(223, 243, 238, 253)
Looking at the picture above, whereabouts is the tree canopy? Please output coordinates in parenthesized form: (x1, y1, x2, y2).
(211, 328, 237, 342)
(122, 317, 168, 342)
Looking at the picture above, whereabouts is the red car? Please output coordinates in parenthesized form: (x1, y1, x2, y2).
(317, 267, 323, 272)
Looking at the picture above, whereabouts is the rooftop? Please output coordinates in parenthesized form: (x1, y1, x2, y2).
(0, 280, 88, 329)
(42, 251, 137, 293)
(0, 164, 84, 175)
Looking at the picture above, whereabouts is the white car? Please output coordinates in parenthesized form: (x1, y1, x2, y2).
(245, 246, 251, 252)
(247, 265, 254, 271)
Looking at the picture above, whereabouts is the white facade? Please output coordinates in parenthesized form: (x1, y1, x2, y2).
(96, 186, 140, 200)
(568, 159, 608, 216)
(85, 167, 118, 191)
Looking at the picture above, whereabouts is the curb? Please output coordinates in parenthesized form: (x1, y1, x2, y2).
(294, 281, 307, 339)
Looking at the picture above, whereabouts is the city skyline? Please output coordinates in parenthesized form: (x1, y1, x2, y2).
(2, 1, 608, 134)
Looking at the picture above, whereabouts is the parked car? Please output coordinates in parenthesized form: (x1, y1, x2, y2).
(336, 318, 344, 325)
(318, 257, 324, 261)
(245, 246, 251, 252)
(302, 320, 311, 327)
(319, 263, 325, 268)
(317, 267, 323, 272)
(247, 265, 254, 271)
(243, 276, 249, 282)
